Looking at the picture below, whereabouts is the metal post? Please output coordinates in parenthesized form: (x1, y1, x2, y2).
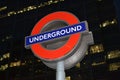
(56, 61, 65, 80)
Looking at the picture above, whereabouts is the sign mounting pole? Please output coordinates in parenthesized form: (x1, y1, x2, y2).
(56, 61, 65, 80)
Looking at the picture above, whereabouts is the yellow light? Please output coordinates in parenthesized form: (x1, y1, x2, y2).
(0, 0, 65, 19)
(16, 61, 21, 66)
(76, 63, 80, 68)
(3, 54, 7, 59)
(27, 6, 36, 11)
(38, 6, 41, 8)
(48, 0, 53, 5)
(5, 64, 8, 69)
(17, 10, 23, 14)
(92, 62, 106, 66)
(6, 53, 10, 58)
(3, 53, 10, 59)
(65, 76, 71, 80)
(9, 61, 21, 67)
(7, 11, 16, 16)
(20, 10, 23, 13)
(10, 63, 13, 67)
(0, 57, 3, 61)
(0, 6, 7, 11)
(0, 64, 8, 71)
(108, 50, 120, 59)
(54, 0, 59, 3)
(90, 44, 104, 54)
(102, 22, 107, 27)
(100, 19, 117, 28)
(111, 21, 115, 24)
(109, 62, 120, 71)
(49, 0, 53, 3)
(33, 6, 37, 9)
(13, 62, 17, 67)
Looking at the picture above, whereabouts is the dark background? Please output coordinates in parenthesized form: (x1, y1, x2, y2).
(0, 0, 120, 80)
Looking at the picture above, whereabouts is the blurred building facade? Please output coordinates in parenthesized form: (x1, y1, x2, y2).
(0, 0, 120, 80)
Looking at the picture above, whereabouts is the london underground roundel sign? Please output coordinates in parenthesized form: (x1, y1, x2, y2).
(25, 11, 94, 69)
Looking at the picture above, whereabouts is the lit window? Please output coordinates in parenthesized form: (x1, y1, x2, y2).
(3, 54, 7, 58)
(10, 61, 21, 67)
(92, 61, 106, 66)
(102, 21, 109, 27)
(109, 62, 120, 71)
(65, 76, 71, 80)
(49, 0, 53, 3)
(1, 0, 65, 19)
(0, 6, 7, 11)
(16, 61, 21, 66)
(108, 50, 120, 59)
(111, 19, 117, 24)
(7, 11, 16, 16)
(54, 0, 59, 3)
(5, 64, 8, 69)
(6, 53, 10, 58)
(10, 62, 13, 67)
(0, 64, 8, 71)
(90, 44, 104, 54)
(13, 62, 17, 67)
(100, 19, 117, 28)
(3, 53, 10, 59)
(26, 6, 37, 11)
(17, 10, 24, 14)
(75, 63, 80, 68)
(0, 57, 3, 61)
(48, 0, 53, 5)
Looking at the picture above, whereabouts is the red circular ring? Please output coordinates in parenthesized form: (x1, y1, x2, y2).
(31, 11, 80, 60)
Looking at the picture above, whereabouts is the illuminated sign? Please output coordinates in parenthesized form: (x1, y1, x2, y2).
(25, 22, 86, 46)
(25, 11, 94, 69)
